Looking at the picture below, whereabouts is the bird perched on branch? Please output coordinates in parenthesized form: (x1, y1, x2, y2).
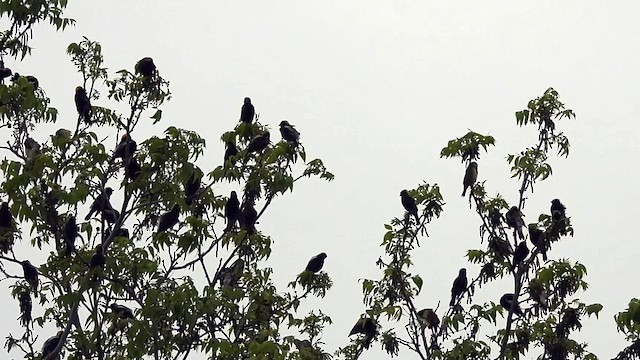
(505, 206, 525, 239)
(74, 86, 92, 123)
(224, 191, 240, 231)
(240, 97, 255, 124)
(224, 141, 238, 165)
(21, 260, 39, 292)
(24, 137, 41, 160)
(512, 241, 529, 271)
(550, 199, 566, 220)
(157, 205, 180, 233)
(450, 268, 467, 306)
(112, 134, 137, 161)
(110, 303, 135, 319)
(239, 202, 258, 234)
(63, 215, 77, 256)
(500, 293, 523, 316)
(85, 187, 115, 221)
(528, 224, 547, 261)
(417, 308, 440, 331)
(400, 190, 419, 223)
(279, 121, 301, 146)
(349, 317, 377, 349)
(247, 132, 270, 153)
(55, 128, 72, 141)
(183, 171, 201, 206)
(462, 161, 478, 197)
(220, 258, 245, 287)
(89, 245, 105, 269)
(305, 253, 327, 273)
(135, 57, 156, 78)
(41, 330, 63, 359)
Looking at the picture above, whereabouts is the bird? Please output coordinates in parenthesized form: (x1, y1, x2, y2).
(0, 201, 14, 229)
(550, 199, 566, 221)
(512, 241, 529, 270)
(21, 260, 39, 292)
(135, 57, 156, 77)
(239, 202, 258, 234)
(41, 330, 63, 359)
(24, 137, 41, 160)
(247, 132, 270, 153)
(110, 303, 135, 319)
(55, 128, 72, 141)
(25, 75, 38, 90)
(125, 158, 142, 181)
(85, 187, 114, 221)
(488, 236, 512, 260)
(0, 66, 11, 80)
(417, 308, 440, 331)
(500, 293, 523, 317)
(183, 171, 201, 205)
(224, 191, 240, 231)
(461, 161, 478, 197)
(450, 268, 467, 306)
(305, 253, 327, 273)
(74, 86, 92, 123)
(157, 204, 180, 233)
(400, 190, 419, 223)
(220, 258, 245, 287)
(349, 317, 377, 349)
(18, 291, 32, 327)
(528, 224, 547, 261)
(279, 121, 301, 145)
(505, 206, 525, 239)
(240, 97, 255, 124)
(89, 245, 105, 269)
(63, 215, 77, 256)
(112, 134, 137, 160)
(224, 141, 238, 164)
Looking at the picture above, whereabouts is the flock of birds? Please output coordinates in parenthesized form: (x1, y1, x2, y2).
(0, 56, 570, 357)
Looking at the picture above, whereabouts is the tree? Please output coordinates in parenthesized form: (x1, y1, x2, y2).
(0, 2, 637, 360)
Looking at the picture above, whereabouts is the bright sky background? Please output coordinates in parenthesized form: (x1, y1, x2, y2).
(2, 1, 639, 358)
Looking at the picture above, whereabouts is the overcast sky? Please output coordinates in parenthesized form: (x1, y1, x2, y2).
(2, 1, 639, 358)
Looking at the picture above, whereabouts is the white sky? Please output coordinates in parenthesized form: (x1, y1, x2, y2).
(2, 1, 639, 358)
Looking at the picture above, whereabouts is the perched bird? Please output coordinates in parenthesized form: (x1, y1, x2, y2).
(239, 202, 258, 233)
(55, 128, 72, 141)
(293, 339, 313, 351)
(400, 190, 419, 223)
(550, 199, 566, 221)
(417, 308, 440, 331)
(512, 241, 529, 270)
(224, 191, 240, 231)
(461, 161, 478, 197)
(240, 97, 255, 124)
(74, 86, 92, 123)
(247, 132, 270, 153)
(63, 215, 77, 256)
(488, 236, 512, 260)
(0, 66, 11, 80)
(112, 134, 137, 160)
(0, 201, 14, 229)
(110, 303, 135, 319)
(89, 245, 105, 269)
(102, 207, 120, 224)
(528, 224, 547, 261)
(279, 121, 301, 145)
(505, 206, 525, 239)
(305, 253, 327, 273)
(349, 317, 377, 349)
(41, 330, 63, 359)
(85, 188, 114, 221)
(25, 75, 38, 90)
(21, 260, 39, 292)
(24, 137, 41, 160)
(500, 293, 523, 317)
(183, 171, 201, 205)
(224, 141, 238, 164)
(157, 204, 180, 233)
(125, 158, 142, 181)
(135, 57, 156, 77)
(220, 258, 245, 287)
(450, 268, 467, 306)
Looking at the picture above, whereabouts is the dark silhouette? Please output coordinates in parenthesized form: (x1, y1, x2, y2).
(247, 132, 270, 153)
(157, 205, 180, 233)
(135, 57, 156, 77)
(110, 303, 134, 319)
(512, 241, 529, 270)
(450, 268, 467, 306)
(400, 190, 419, 222)
(462, 161, 478, 197)
(528, 224, 547, 261)
(63, 215, 77, 256)
(349, 317, 377, 349)
(500, 293, 523, 316)
(279, 120, 300, 145)
(21, 260, 39, 291)
(505, 206, 525, 239)
(240, 97, 255, 124)
(74, 86, 92, 123)
(224, 191, 240, 231)
(417, 308, 440, 331)
(112, 134, 137, 160)
(305, 253, 327, 273)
